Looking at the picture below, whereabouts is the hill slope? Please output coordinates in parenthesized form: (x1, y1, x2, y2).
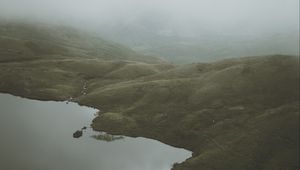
(82, 55, 299, 170)
(0, 22, 299, 170)
(0, 20, 162, 63)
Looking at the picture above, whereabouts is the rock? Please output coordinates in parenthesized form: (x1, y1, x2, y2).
(73, 130, 83, 138)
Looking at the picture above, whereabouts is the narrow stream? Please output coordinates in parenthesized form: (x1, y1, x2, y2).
(0, 93, 191, 170)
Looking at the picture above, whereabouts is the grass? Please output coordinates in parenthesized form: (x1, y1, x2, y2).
(0, 21, 299, 170)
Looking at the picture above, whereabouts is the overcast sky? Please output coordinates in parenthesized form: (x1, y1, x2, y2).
(0, 0, 299, 36)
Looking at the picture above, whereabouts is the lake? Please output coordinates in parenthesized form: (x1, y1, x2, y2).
(0, 93, 191, 170)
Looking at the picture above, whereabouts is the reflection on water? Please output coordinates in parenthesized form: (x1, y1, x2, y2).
(92, 132, 124, 142)
(0, 93, 191, 170)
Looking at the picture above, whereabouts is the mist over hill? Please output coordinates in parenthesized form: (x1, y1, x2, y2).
(0, 0, 299, 170)
(0, 20, 162, 63)
(0, 21, 299, 170)
(1, 0, 299, 63)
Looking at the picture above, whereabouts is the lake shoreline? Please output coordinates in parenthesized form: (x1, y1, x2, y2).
(0, 93, 192, 170)
(0, 55, 299, 170)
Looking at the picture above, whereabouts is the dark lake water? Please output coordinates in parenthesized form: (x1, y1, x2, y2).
(0, 93, 191, 170)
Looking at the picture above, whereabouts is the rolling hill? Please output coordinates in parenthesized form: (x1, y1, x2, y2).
(0, 21, 299, 170)
(0, 20, 162, 63)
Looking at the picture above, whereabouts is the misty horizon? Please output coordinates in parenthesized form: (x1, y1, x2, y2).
(0, 0, 299, 62)
(1, 0, 298, 33)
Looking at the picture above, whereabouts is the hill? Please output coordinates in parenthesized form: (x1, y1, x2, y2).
(0, 20, 162, 63)
(0, 21, 298, 170)
(82, 55, 299, 170)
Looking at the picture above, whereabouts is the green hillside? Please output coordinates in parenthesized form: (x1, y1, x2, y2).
(0, 20, 162, 63)
(0, 22, 298, 170)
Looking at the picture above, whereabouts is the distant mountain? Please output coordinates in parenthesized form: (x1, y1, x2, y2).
(95, 21, 299, 63)
(132, 33, 300, 63)
(0, 20, 162, 63)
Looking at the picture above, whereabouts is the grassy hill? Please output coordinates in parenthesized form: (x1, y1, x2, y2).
(82, 55, 299, 170)
(0, 21, 299, 170)
(0, 20, 162, 63)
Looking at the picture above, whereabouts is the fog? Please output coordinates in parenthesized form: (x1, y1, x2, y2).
(1, 0, 298, 32)
(0, 0, 299, 62)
